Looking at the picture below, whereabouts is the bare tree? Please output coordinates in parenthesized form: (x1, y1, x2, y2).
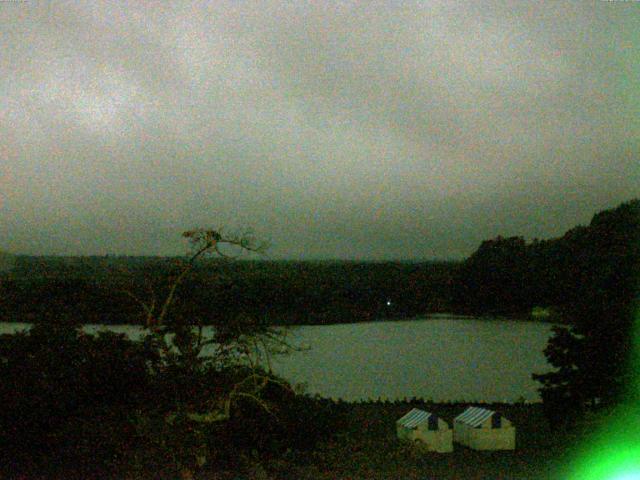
(126, 229, 296, 478)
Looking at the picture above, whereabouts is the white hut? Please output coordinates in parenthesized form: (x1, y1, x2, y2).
(453, 406, 515, 450)
(396, 408, 453, 453)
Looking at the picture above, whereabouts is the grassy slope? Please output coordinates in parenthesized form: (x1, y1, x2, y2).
(262, 402, 582, 480)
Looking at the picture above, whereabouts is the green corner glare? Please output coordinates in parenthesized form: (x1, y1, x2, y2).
(568, 304, 640, 480)
(570, 444, 640, 480)
(611, 474, 640, 480)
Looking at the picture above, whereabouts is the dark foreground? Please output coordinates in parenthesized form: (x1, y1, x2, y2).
(254, 402, 581, 480)
(11, 401, 589, 480)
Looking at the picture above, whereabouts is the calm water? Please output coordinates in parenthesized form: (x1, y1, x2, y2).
(0, 316, 555, 403)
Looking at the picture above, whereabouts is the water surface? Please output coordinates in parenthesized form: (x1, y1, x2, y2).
(0, 316, 555, 402)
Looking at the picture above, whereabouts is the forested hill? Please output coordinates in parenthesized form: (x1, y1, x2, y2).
(0, 199, 638, 326)
(453, 198, 640, 322)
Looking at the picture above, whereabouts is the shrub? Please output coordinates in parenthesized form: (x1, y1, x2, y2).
(0, 319, 156, 477)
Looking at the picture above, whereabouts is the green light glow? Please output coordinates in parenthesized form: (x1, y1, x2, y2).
(612, 474, 640, 480)
(568, 303, 640, 480)
(568, 407, 640, 479)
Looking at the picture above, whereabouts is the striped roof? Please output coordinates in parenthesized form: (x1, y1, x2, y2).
(397, 408, 434, 429)
(454, 407, 496, 427)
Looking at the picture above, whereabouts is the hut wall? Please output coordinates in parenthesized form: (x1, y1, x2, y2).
(414, 427, 453, 453)
(396, 424, 413, 441)
(453, 421, 470, 446)
(397, 423, 453, 453)
(468, 426, 515, 450)
(454, 410, 515, 451)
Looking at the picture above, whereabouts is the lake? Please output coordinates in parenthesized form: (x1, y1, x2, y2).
(0, 316, 555, 403)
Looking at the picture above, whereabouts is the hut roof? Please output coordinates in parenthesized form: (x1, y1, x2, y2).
(455, 407, 498, 427)
(397, 408, 437, 429)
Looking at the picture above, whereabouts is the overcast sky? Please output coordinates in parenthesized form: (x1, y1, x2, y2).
(1, 1, 638, 260)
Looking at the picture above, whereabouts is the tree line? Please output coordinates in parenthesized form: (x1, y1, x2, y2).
(1, 201, 638, 327)
(0, 258, 458, 325)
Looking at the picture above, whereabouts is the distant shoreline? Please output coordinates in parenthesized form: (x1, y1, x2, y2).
(0, 312, 558, 330)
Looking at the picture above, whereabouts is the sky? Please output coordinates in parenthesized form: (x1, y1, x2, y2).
(1, 1, 639, 260)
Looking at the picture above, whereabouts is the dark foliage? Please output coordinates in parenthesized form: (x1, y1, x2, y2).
(453, 236, 532, 315)
(225, 390, 344, 456)
(0, 320, 340, 478)
(0, 318, 157, 477)
(533, 199, 640, 422)
(1, 259, 459, 325)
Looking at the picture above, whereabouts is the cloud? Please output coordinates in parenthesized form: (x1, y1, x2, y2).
(1, 1, 638, 258)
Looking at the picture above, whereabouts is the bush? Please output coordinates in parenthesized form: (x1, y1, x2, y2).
(208, 380, 344, 462)
(0, 319, 156, 477)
